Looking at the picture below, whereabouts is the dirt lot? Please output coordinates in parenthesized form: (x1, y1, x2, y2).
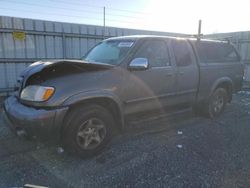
(0, 91, 250, 188)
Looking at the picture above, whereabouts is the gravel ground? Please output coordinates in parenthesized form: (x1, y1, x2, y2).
(0, 92, 250, 188)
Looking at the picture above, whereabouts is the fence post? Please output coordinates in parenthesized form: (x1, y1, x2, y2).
(103, 6, 106, 39)
(62, 33, 66, 59)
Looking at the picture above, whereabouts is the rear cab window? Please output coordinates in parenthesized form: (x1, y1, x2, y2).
(194, 41, 240, 63)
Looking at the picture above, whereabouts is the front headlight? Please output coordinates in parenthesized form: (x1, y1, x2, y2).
(20, 85, 55, 102)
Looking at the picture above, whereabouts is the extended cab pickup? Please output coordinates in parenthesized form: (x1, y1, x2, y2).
(3, 36, 244, 157)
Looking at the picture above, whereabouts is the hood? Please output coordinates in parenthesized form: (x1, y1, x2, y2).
(20, 59, 114, 78)
(18, 59, 114, 90)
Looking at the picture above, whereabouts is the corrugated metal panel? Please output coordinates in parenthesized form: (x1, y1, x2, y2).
(108, 28, 116, 36)
(80, 38, 88, 55)
(123, 29, 130, 36)
(63, 23, 71, 33)
(16, 63, 27, 75)
(72, 37, 80, 58)
(54, 36, 63, 58)
(45, 21, 54, 32)
(80, 25, 88, 34)
(34, 20, 44, 31)
(0, 63, 6, 89)
(26, 35, 36, 58)
(65, 37, 72, 58)
(96, 27, 103, 36)
(54, 22, 63, 33)
(0, 62, 30, 90)
(72, 24, 80, 34)
(35, 35, 45, 58)
(88, 25, 96, 35)
(24, 19, 34, 30)
(0, 33, 4, 58)
(87, 39, 96, 50)
(245, 64, 250, 82)
(241, 43, 248, 60)
(2, 33, 15, 58)
(13, 17, 24, 30)
(15, 36, 26, 58)
(6, 63, 17, 88)
(1, 16, 12, 28)
(45, 35, 55, 58)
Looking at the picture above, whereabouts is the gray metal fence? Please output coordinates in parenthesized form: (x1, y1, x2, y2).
(0, 16, 185, 93)
(1, 16, 250, 94)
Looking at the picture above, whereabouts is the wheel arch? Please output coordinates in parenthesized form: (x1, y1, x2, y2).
(210, 77, 233, 102)
(62, 91, 125, 132)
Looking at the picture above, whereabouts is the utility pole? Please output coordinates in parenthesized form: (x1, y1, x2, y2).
(197, 19, 202, 41)
(103, 6, 106, 39)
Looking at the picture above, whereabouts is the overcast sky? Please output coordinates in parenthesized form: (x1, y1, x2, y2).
(0, 0, 250, 34)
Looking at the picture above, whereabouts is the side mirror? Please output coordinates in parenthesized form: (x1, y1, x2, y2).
(129, 58, 149, 70)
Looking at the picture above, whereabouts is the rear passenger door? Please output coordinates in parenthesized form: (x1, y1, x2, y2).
(170, 39, 199, 104)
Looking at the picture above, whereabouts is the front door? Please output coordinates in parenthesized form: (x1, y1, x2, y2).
(124, 39, 177, 114)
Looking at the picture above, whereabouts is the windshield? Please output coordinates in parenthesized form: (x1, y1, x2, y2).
(82, 40, 135, 65)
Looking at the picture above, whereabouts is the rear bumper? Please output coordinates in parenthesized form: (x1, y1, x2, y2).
(3, 96, 68, 141)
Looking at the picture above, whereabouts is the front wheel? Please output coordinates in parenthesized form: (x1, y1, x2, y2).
(62, 104, 115, 158)
(206, 88, 228, 118)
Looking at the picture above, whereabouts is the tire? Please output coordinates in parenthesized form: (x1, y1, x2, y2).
(62, 104, 115, 158)
(205, 88, 228, 118)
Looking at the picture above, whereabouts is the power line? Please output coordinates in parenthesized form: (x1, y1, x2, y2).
(3, 0, 147, 20)
(48, 0, 104, 9)
(36, 0, 152, 16)
(107, 7, 151, 16)
(0, 7, 102, 22)
(0, 1, 174, 31)
(0, 7, 143, 25)
(3, 0, 103, 15)
(106, 12, 145, 20)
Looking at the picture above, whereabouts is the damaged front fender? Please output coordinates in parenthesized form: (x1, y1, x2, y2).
(16, 59, 115, 108)
(63, 90, 125, 129)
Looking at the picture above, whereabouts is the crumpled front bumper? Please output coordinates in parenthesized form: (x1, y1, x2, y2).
(3, 96, 68, 141)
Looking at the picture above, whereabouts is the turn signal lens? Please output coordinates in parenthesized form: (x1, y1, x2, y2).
(20, 85, 55, 102)
(42, 88, 55, 101)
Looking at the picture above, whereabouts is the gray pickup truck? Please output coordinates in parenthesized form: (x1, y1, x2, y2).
(3, 36, 244, 157)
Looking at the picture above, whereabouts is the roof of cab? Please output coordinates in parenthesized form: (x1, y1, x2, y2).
(105, 35, 178, 41)
(105, 35, 228, 44)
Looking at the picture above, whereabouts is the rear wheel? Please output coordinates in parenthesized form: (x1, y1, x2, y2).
(205, 88, 228, 118)
(62, 104, 115, 158)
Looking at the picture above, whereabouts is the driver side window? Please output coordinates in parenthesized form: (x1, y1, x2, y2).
(134, 40, 170, 67)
